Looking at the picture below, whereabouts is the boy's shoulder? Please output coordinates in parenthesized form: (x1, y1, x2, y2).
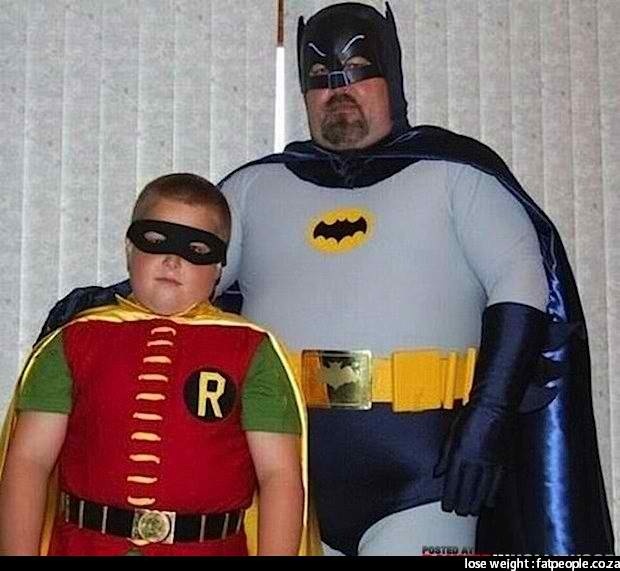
(182, 305, 275, 340)
(66, 298, 276, 339)
(37, 299, 282, 349)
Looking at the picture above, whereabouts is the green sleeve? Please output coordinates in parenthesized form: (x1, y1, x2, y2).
(17, 331, 73, 414)
(241, 337, 301, 434)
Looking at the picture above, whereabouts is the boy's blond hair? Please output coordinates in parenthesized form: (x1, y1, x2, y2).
(132, 173, 231, 241)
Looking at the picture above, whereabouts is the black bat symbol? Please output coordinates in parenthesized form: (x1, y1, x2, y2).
(313, 217, 368, 243)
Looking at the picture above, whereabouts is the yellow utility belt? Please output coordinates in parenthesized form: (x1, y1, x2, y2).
(289, 348, 477, 412)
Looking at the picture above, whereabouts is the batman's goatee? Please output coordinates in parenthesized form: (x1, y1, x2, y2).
(321, 116, 369, 147)
(321, 95, 369, 147)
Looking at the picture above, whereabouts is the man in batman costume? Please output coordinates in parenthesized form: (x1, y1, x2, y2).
(36, 2, 613, 556)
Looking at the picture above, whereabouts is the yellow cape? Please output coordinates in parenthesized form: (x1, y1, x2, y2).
(0, 298, 322, 555)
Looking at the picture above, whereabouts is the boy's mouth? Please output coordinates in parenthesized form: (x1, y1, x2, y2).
(156, 277, 182, 286)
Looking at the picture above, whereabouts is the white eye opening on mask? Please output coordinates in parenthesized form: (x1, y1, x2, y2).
(309, 63, 329, 77)
(343, 55, 372, 71)
(143, 230, 166, 244)
(189, 241, 211, 255)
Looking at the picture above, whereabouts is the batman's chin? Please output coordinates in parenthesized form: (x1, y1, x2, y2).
(321, 114, 369, 148)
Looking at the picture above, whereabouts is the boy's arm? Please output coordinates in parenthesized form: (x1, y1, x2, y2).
(0, 411, 67, 555)
(246, 431, 303, 556)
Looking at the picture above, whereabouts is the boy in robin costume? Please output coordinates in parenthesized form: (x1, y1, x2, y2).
(0, 173, 306, 556)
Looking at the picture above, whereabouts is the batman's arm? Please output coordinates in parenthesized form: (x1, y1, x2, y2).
(435, 164, 548, 515)
(435, 302, 546, 515)
(450, 163, 547, 311)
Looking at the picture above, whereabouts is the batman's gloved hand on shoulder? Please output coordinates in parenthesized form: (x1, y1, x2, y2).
(36, 280, 131, 343)
(434, 302, 546, 516)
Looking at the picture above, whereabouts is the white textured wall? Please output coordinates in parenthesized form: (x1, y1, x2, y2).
(0, 0, 276, 405)
(286, 0, 620, 551)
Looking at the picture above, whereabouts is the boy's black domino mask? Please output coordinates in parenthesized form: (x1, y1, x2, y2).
(127, 220, 227, 266)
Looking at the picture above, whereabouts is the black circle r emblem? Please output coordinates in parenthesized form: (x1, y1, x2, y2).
(183, 368, 236, 422)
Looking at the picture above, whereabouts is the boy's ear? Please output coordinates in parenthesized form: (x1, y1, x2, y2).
(125, 238, 134, 273)
(125, 238, 133, 258)
(209, 264, 223, 302)
(213, 263, 223, 285)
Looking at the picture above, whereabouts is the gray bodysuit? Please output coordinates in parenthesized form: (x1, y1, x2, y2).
(218, 159, 548, 555)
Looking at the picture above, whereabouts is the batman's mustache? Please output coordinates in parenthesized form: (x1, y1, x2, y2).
(325, 94, 363, 114)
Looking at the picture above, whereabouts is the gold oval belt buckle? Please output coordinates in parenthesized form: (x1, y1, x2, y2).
(132, 509, 175, 544)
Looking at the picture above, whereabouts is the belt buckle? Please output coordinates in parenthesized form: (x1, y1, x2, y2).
(131, 509, 176, 544)
(301, 349, 372, 410)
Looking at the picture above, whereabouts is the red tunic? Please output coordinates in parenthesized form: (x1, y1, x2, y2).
(47, 310, 279, 555)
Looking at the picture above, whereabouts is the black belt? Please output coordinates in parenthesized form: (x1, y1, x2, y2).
(60, 492, 245, 544)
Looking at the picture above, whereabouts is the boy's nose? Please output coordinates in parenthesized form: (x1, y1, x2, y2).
(163, 253, 182, 268)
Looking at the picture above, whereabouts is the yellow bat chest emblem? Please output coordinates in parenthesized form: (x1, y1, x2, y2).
(307, 207, 374, 254)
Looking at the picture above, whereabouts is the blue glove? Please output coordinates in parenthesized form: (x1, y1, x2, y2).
(435, 302, 546, 516)
(37, 280, 131, 342)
